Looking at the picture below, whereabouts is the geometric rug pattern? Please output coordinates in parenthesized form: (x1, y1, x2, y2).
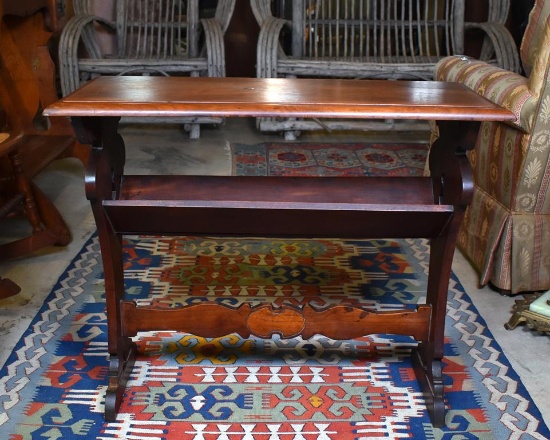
(0, 234, 549, 439)
(231, 142, 428, 177)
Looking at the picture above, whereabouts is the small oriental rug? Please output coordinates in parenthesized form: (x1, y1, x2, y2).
(231, 142, 428, 177)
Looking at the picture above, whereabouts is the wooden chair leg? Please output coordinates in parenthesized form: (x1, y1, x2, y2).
(9, 149, 43, 235)
(0, 148, 71, 261)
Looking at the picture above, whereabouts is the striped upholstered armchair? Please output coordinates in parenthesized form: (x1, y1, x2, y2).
(435, 0, 550, 295)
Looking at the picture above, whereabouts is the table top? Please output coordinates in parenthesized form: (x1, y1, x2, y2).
(44, 76, 515, 122)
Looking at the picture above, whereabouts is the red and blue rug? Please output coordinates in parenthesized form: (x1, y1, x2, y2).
(231, 142, 428, 177)
(0, 142, 548, 439)
(0, 235, 548, 439)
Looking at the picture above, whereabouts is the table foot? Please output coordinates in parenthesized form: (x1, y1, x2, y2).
(0, 277, 21, 299)
(105, 340, 137, 422)
(412, 346, 445, 427)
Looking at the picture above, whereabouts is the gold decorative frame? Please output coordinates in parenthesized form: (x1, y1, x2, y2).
(505, 293, 550, 333)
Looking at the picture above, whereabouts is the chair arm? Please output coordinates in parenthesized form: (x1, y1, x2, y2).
(486, 0, 511, 25)
(58, 14, 116, 95)
(256, 16, 291, 78)
(465, 21, 521, 74)
(213, 0, 236, 33)
(250, 0, 273, 28)
(436, 56, 536, 132)
(201, 18, 226, 77)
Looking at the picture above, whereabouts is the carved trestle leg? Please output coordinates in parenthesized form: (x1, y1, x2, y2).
(73, 115, 135, 421)
(412, 227, 456, 427)
(412, 119, 478, 427)
(98, 212, 136, 422)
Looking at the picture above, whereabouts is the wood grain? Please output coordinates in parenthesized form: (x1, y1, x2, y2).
(45, 76, 516, 122)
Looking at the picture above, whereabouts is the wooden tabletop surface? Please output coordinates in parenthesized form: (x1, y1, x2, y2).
(44, 76, 515, 122)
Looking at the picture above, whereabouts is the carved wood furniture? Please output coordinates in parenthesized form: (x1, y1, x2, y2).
(58, 0, 236, 139)
(44, 76, 514, 426)
(0, 0, 88, 265)
(250, 0, 520, 139)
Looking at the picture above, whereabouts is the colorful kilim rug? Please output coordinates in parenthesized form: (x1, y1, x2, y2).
(0, 235, 549, 439)
(231, 142, 428, 177)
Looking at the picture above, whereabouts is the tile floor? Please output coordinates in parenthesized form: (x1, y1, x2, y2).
(1, 118, 549, 426)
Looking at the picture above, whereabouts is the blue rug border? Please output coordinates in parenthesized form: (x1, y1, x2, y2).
(446, 272, 549, 437)
(0, 232, 100, 372)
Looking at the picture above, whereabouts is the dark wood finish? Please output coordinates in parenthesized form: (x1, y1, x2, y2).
(46, 76, 512, 121)
(509, 0, 535, 47)
(225, 0, 259, 77)
(44, 76, 514, 426)
(2, 0, 59, 31)
(122, 302, 432, 340)
(0, 275, 21, 299)
(0, 0, 89, 263)
(105, 175, 452, 238)
(464, 0, 489, 58)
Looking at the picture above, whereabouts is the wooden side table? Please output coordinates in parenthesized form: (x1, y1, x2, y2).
(44, 76, 515, 426)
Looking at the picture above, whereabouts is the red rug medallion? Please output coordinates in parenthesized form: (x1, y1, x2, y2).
(231, 142, 428, 177)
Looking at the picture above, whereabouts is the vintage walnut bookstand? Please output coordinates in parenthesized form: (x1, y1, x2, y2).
(45, 76, 514, 426)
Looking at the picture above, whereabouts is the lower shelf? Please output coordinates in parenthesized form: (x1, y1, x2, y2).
(104, 175, 453, 238)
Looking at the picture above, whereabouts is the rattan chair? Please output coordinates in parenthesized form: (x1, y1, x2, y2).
(59, 0, 235, 138)
(251, 0, 520, 139)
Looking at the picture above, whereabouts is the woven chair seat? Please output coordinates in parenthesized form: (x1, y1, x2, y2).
(59, 0, 235, 138)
